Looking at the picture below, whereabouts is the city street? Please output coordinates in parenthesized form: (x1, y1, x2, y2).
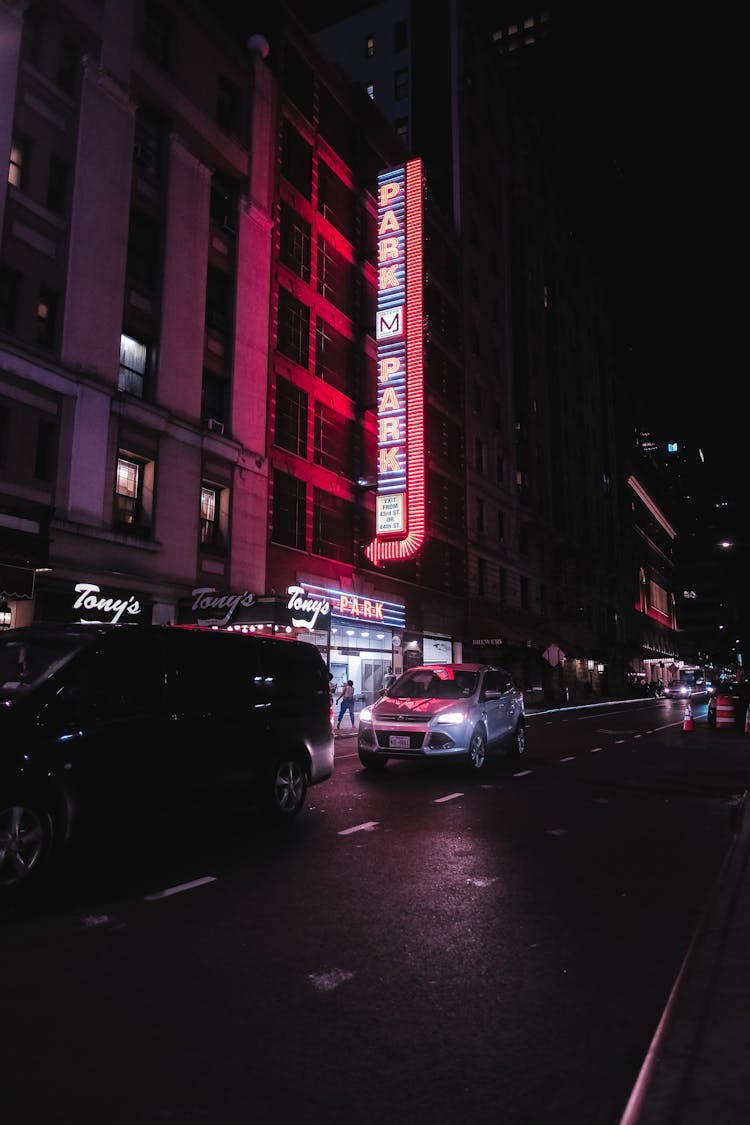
(3, 698, 748, 1125)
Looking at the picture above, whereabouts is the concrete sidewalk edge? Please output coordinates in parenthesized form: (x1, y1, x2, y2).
(618, 789, 750, 1125)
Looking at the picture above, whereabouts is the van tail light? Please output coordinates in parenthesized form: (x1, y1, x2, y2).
(330, 699, 335, 730)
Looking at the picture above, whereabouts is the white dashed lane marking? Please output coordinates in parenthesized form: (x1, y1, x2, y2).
(560, 755, 575, 763)
(338, 821, 379, 835)
(144, 876, 216, 901)
(434, 792, 464, 803)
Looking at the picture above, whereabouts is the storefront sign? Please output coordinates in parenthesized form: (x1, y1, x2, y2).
(366, 158, 426, 566)
(301, 581, 406, 629)
(190, 587, 256, 628)
(73, 582, 143, 624)
(287, 585, 330, 630)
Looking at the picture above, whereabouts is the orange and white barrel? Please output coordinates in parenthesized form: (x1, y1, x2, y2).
(715, 694, 735, 729)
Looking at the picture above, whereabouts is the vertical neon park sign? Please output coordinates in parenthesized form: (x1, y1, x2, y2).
(365, 158, 426, 566)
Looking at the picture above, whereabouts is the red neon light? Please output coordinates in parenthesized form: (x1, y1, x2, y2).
(366, 158, 425, 566)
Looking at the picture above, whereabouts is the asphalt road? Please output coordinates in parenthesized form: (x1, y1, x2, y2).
(2, 697, 748, 1125)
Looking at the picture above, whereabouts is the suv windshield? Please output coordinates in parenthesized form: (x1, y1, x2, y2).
(391, 669, 478, 700)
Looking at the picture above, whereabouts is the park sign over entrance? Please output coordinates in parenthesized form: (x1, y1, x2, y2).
(365, 158, 426, 566)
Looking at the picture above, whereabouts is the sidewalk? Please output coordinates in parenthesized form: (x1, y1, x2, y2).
(338, 699, 750, 1122)
(619, 788, 750, 1125)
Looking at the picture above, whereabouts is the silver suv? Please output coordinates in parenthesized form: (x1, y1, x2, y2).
(357, 663, 525, 772)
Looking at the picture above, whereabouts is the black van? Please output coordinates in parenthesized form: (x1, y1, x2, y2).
(0, 623, 334, 892)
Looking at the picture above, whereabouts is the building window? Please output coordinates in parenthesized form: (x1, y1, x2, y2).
(216, 74, 240, 135)
(499, 567, 507, 604)
(200, 485, 224, 551)
(496, 454, 504, 483)
(314, 401, 348, 475)
(395, 117, 408, 145)
(275, 376, 308, 457)
(119, 333, 148, 398)
(474, 436, 484, 473)
(0, 267, 21, 332)
(365, 34, 375, 58)
(205, 267, 232, 334)
(317, 162, 356, 241)
(21, 6, 42, 66)
(35, 419, 56, 482)
(520, 575, 530, 610)
(134, 104, 163, 177)
(8, 136, 28, 190)
(127, 211, 160, 290)
(313, 487, 352, 563)
(57, 37, 77, 95)
(476, 497, 485, 535)
(394, 19, 408, 51)
(279, 203, 311, 282)
(316, 235, 353, 315)
(277, 287, 310, 368)
(315, 317, 354, 396)
(114, 456, 140, 527)
(394, 67, 409, 100)
(36, 287, 58, 349)
(272, 470, 306, 551)
(201, 370, 227, 427)
(366, 83, 374, 100)
(280, 119, 313, 201)
(498, 510, 505, 544)
(210, 172, 238, 234)
(114, 451, 154, 535)
(47, 154, 68, 214)
(477, 557, 486, 597)
(143, 1, 173, 70)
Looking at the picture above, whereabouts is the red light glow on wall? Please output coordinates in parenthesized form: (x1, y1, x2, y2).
(365, 158, 425, 566)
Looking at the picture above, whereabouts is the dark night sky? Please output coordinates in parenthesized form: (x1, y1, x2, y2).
(288, 2, 740, 484)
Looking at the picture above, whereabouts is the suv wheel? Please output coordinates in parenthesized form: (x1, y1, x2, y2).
(467, 729, 487, 770)
(507, 721, 526, 759)
(0, 799, 55, 891)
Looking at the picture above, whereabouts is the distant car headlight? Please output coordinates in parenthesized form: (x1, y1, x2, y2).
(360, 707, 372, 722)
(437, 710, 469, 725)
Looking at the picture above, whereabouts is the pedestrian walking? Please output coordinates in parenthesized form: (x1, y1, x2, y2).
(383, 667, 397, 692)
(336, 679, 356, 729)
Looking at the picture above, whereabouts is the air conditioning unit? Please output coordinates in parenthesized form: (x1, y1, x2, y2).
(205, 417, 225, 435)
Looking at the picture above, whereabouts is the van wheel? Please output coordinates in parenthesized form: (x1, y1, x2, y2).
(467, 729, 487, 770)
(0, 799, 55, 891)
(262, 755, 308, 820)
(507, 721, 526, 759)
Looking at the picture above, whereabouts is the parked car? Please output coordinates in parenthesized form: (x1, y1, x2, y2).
(357, 663, 525, 772)
(707, 680, 750, 729)
(0, 623, 334, 893)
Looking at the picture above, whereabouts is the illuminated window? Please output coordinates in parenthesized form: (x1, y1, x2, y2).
(119, 334, 148, 398)
(8, 136, 27, 189)
(365, 34, 375, 57)
(114, 456, 140, 526)
(114, 451, 154, 535)
(36, 287, 58, 349)
(200, 484, 227, 554)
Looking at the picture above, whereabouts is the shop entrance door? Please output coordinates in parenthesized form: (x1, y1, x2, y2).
(361, 658, 390, 706)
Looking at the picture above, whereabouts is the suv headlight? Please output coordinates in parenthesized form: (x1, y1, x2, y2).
(360, 707, 372, 722)
(437, 710, 468, 725)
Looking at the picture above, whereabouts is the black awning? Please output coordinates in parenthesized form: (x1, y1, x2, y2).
(0, 564, 35, 600)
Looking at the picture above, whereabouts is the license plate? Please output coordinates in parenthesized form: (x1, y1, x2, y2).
(389, 735, 410, 749)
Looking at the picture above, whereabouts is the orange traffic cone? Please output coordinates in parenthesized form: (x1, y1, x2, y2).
(683, 702, 694, 731)
(744, 703, 750, 734)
